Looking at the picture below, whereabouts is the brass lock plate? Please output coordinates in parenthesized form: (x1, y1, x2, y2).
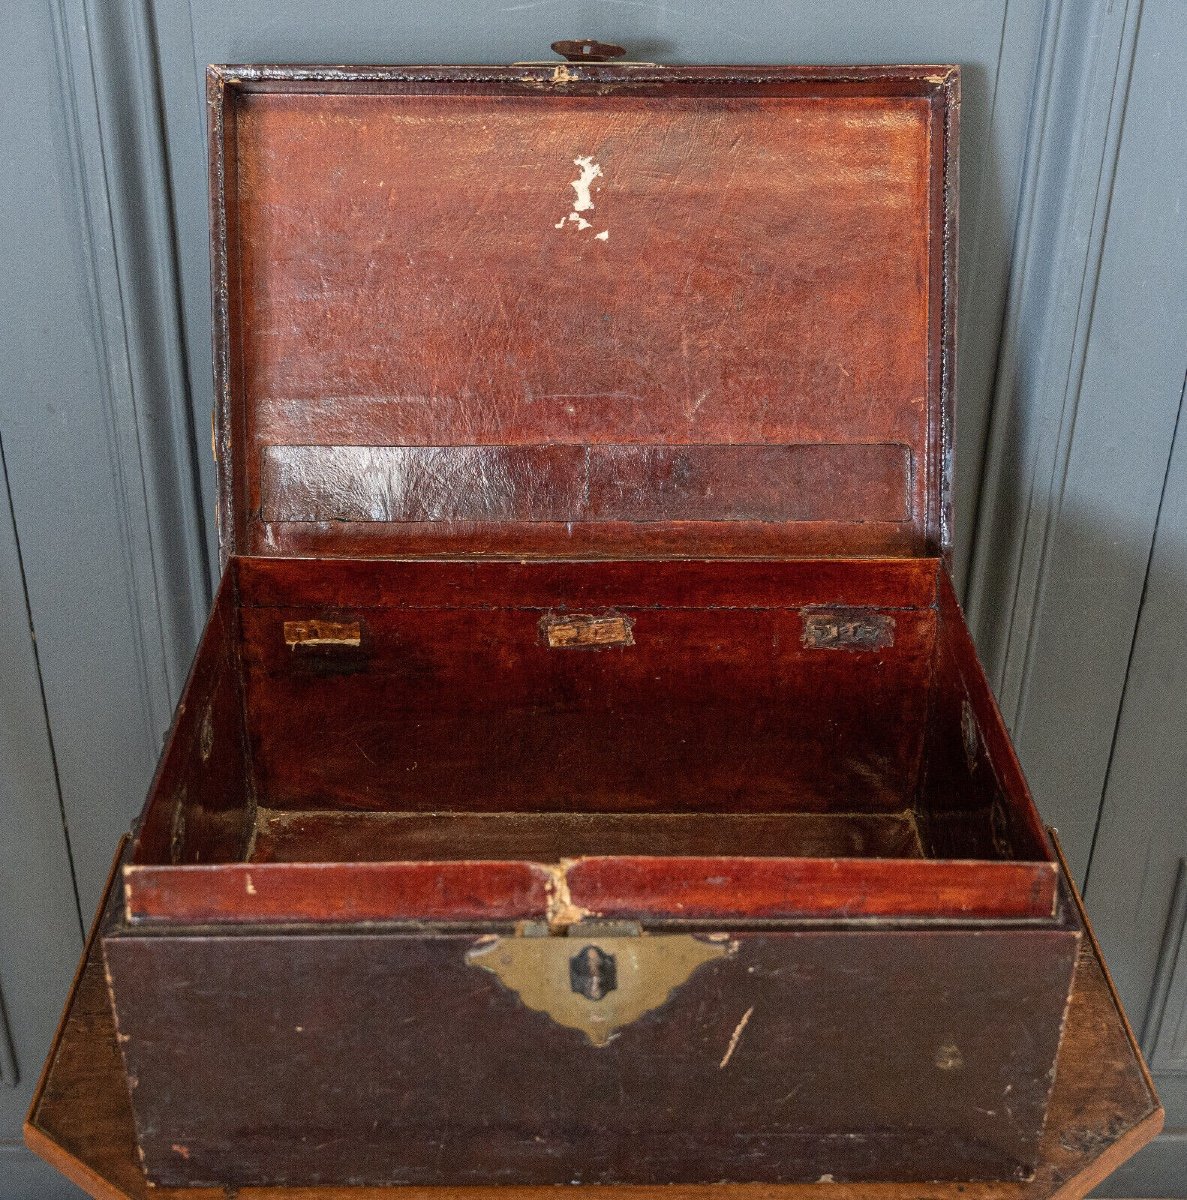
(467, 927, 735, 1046)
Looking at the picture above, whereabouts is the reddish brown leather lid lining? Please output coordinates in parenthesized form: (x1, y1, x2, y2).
(259, 442, 912, 525)
(210, 65, 957, 560)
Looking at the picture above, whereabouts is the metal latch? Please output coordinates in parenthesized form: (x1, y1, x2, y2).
(466, 920, 734, 1046)
(552, 39, 627, 63)
(800, 607, 896, 651)
(513, 39, 660, 69)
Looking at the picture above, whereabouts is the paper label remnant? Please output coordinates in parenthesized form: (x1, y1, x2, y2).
(570, 155, 601, 212)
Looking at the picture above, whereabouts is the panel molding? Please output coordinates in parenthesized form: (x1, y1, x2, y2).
(52, 0, 212, 706)
(0, 986, 17, 1089)
(2, 0, 212, 915)
(1144, 859, 1187, 1075)
(0, 436, 85, 1139)
(967, 0, 1143, 691)
(965, 0, 1182, 881)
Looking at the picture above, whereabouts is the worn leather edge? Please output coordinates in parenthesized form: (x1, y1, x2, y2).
(209, 62, 962, 88)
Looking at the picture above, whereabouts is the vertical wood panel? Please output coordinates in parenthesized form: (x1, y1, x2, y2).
(1084, 393, 1187, 1192)
(1143, 860, 1187, 1076)
(1084, 376, 1187, 1109)
(1, 0, 220, 926)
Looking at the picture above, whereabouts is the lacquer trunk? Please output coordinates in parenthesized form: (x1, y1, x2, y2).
(99, 58, 1085, 1189)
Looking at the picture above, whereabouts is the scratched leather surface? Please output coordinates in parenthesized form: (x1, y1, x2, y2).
(222, 85, 941, 558)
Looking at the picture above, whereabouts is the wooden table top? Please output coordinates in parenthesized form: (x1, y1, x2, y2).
(25, 842, 1162, 1200)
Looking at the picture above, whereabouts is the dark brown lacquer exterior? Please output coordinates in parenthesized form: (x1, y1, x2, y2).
(24, 840, 1165, 1200)
(81, 58, 1109, 1191)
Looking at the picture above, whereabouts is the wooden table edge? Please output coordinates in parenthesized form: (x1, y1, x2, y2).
(1043, 828, 1165, 1199)
(24, 836, 130, 1194)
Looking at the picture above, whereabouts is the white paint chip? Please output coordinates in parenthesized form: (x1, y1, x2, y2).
(555, 154, 609, 241)
(570, 155, 602, 212)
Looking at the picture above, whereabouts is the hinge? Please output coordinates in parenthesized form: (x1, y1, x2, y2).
(800, 607, 896, 652)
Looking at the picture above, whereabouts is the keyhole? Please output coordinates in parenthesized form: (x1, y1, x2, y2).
(569, 945, 618, 1001)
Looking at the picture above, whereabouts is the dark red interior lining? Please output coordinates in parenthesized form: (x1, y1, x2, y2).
(259, 443, 913, 526)
(247, 809, 928, 863)
(126, 556, 1057, 926)
(236, 582, 938, 817)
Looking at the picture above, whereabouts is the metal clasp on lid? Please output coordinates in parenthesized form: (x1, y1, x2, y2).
(551, 38, 627, 63)
(512, 38, 659, 68)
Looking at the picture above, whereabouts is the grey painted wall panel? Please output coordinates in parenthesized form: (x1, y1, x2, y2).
(1143, 860, 1187, 1076)
(1003, 0, 1187, 884)
(1084, 375, 1187, 1113)
(72, 0, 215, 653)
(0, 446, 85, 1142)
(1071, 10, 1187, 1180)
(1, 0, 184, 919)
(0, 1145, 85, 1200)
(0, 444, 84, 1142)
(0, 0, 133, 1174)
(967, 0, 1143, 692)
